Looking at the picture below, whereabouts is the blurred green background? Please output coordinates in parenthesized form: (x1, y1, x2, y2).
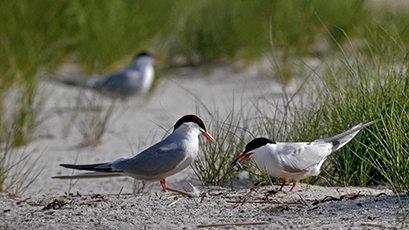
(2, 0, 408, 77)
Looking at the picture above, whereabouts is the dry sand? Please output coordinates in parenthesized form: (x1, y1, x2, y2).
(1, 185, 406, 229)
(0, 63, 407, 229)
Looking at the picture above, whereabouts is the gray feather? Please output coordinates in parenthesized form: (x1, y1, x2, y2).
(116, 141, 186, 179)
(52, 172, 124, 179)
(317, 120, 376, 152)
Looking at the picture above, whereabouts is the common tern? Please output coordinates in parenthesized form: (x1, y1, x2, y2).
(233, 121, 375, 192)
(53, 115, 216, 192)
(55, 51, 164, 99)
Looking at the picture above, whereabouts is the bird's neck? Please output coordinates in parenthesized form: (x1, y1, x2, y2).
(165, 125, 199, 159)
(173, 125, 200, 139)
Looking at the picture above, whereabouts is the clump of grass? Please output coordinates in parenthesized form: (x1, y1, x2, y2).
(281, 47, 409, 190)
(75, 96, 116, 147)
(0, 126, 42, 195)
(11, 81, 44, 146)
(193, 35, 408, 192)
(364, 111, 409, 192)
(0, 1, 71, 146)
(192, 110, 250, 186)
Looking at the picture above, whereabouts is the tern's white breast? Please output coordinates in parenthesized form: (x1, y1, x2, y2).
(140, 66, 154, 94)
(158, 125, 200, 179)
(252, 144, 308, 180)
(253, 145, 285, 177)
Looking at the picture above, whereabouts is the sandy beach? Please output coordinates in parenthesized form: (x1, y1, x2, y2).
(1, 185, 404, 229)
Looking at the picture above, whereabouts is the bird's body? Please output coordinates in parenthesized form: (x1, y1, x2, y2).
(111, 123, 201, 181)
(53, 51, 159, 99)
(87, 53, 155, 98)
(252, 141, 335, 182)
(54, 115, 215, 192)
(234, 121, 375, 191)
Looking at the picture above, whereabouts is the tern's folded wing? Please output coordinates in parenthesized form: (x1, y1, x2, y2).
(113, 142, 186, 178)
(276, 142, 333, 173)
(92, 71, 128, 89)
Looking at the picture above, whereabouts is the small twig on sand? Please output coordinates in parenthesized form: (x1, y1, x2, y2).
(197, 221, 269, 228)
(117, 186, 124, 198)
(16, 197, 31, 205)
(226, 200, 304, 205)
(233, 186, 259, 208)
(78, 194, 107, 205)
(312, 192, 361, 205)
(42, 198, 70, 210)
(167, 198, 182, 207)
(167, 184, 201, 198)
(297, 194, 308, 205)
(375, 192, 387, 197)
(167, 187, 197, 197)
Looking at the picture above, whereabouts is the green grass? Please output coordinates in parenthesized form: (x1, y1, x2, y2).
(0, 126, 42, 195)
(65, 0, 173, 73)
(192, 31, 408, 192)
(249, 45, 408, 191)
(291, 55, 408, 189)
(192, 109, 250, 186)
(0, 0, 408, 191)
(167, 0, 371, 65)
(74, 95, 116, 147)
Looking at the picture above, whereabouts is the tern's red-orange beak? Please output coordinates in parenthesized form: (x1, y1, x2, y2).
(201, 131, 216, 144)
(232, 152, 253, 165)
(154, 55, 166, 64)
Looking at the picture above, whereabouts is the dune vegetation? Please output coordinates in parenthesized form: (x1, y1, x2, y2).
(0, 0, 408, 194)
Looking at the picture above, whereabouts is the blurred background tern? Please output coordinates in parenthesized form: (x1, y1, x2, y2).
(53, 51, 165, 99)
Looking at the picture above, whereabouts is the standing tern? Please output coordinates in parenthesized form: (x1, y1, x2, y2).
(53, 114, 216, 192)
(232, 121, 375, 192)
(55, 51, 164, 99)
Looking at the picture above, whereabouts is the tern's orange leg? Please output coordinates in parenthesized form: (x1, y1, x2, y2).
(289, 180, 297, 192)
(160, 179, 167, 192)
(278, 179, 286, 191)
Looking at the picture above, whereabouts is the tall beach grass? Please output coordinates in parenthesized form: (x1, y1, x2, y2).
(193, 35, 408, 192)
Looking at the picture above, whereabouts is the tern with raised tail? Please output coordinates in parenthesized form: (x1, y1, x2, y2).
(232, 121, 375, 192)
(53, 115, 216, 192)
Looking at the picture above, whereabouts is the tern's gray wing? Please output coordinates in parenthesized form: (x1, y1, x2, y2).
(275, 142, 333, 173)
(112, 141, 186, 179)
(91, 69, 142, 96)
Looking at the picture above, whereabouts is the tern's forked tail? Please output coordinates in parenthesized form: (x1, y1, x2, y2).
(59, 162, 123, 173)
(318, 120, 376, 152)
(52, 172, 125, 179)
(53, 163, 124, 179)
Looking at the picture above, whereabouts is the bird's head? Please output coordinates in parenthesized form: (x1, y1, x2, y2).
(132, 51, 165, 66)
(232, 137, 275, 170)
(173, 114, 216, 144)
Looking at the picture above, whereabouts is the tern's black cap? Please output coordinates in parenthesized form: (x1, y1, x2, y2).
(134, 51, 153, 59)
(244, 137, 275, 153)
(173, 115, 206, 132)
